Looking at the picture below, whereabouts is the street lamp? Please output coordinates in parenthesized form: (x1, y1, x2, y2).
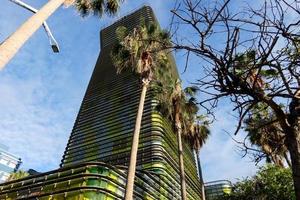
(9, 0, 60, 53)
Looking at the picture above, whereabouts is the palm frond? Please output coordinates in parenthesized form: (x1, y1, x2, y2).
(91, 0, 105, 16)
(186, 123, 210, 150)
(105, 0, 121, 15)
(116, 26, 128, 41)
(7, 170, 29, 182)
(76, 0, 92, 16)
(75, 0, 123, 17)
(111, 23, 171, 81)
(184, 86, 199, 97)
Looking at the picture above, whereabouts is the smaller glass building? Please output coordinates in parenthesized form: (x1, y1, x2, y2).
(0, 143, 21, 182)
(205, 180, 232, 199)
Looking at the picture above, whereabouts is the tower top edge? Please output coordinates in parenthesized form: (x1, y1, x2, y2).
(100, 5, 156, 49)
(101, 5, 154, 32)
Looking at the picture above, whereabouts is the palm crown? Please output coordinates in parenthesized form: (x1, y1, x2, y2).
(112, 23, 170, 83)
(186, 116, 210, 151)
(75, 0, 124, 16)
(244, 103, 290, 166)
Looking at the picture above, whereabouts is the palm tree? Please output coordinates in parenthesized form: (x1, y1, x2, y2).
(185, 117, 210, 152)
(232, 50, 265, 90)
(154, 80, 199, 200)
(181, 87, 210, 200)
(244, 104, 291, 167)
(111, 23, 170, 200)
(0, 0, 123, 70)
(245, 118, 290, 167)
(6, 170, 29, 181)
(233, 52, 290, 167)
(185, 116, 210, 200)
(173, 81, 188, 200)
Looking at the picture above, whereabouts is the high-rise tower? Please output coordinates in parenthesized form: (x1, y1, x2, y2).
(60, 5, 201, 198)
(0, 6, 203, 199)
(60, 6, 157, 168)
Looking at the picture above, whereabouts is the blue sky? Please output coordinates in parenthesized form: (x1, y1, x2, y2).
(0, 0, 261, 182)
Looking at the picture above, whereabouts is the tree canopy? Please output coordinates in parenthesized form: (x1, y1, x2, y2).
(74, 0, 124, 16)
(216, 165, 295, 200)
(163, 0, 300, 197)
(6, 170, 29, 182)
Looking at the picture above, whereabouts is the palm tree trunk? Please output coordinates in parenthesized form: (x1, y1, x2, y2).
(177, 123, 187, 200)
(124, 81, 148, 200)
(174, 101, 187, 200)
(195, 150, 206, 200)
(0, 0, 65, 70)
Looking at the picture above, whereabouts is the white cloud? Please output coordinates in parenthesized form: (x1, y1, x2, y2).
(0, 73, 71, 171)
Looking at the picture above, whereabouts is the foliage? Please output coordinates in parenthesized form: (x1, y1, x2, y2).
(186, 116, 210, 151)
(74, 0, 124, 16)
(244, 103, 290, 167)
(215, 165, 295, 200)
(7, 170, 29, 182)
(153, 78, 210, 150)
(153, 76, 209, 200)
(166, 0, 300, 196)
(111, 23, 171, 82)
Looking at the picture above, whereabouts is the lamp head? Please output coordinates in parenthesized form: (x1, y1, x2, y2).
(51, 44, 60, 53)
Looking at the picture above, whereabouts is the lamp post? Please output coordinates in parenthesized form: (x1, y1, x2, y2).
(8, 0, 60, 53)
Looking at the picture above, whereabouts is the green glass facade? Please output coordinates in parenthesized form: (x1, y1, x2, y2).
(0, 6, 203, 199)
(205, 180, 232, 199)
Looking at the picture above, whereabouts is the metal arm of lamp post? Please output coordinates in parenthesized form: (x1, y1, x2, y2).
(9, 0, 60, 53)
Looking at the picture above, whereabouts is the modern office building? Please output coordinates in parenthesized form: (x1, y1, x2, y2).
(0, 6, 203, 199)
(0, 144, 21, 183)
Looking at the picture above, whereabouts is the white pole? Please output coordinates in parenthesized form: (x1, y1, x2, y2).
(0, 0, 65, 70)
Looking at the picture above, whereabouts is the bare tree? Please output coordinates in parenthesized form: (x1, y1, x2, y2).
(167, 0, 300, 198)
